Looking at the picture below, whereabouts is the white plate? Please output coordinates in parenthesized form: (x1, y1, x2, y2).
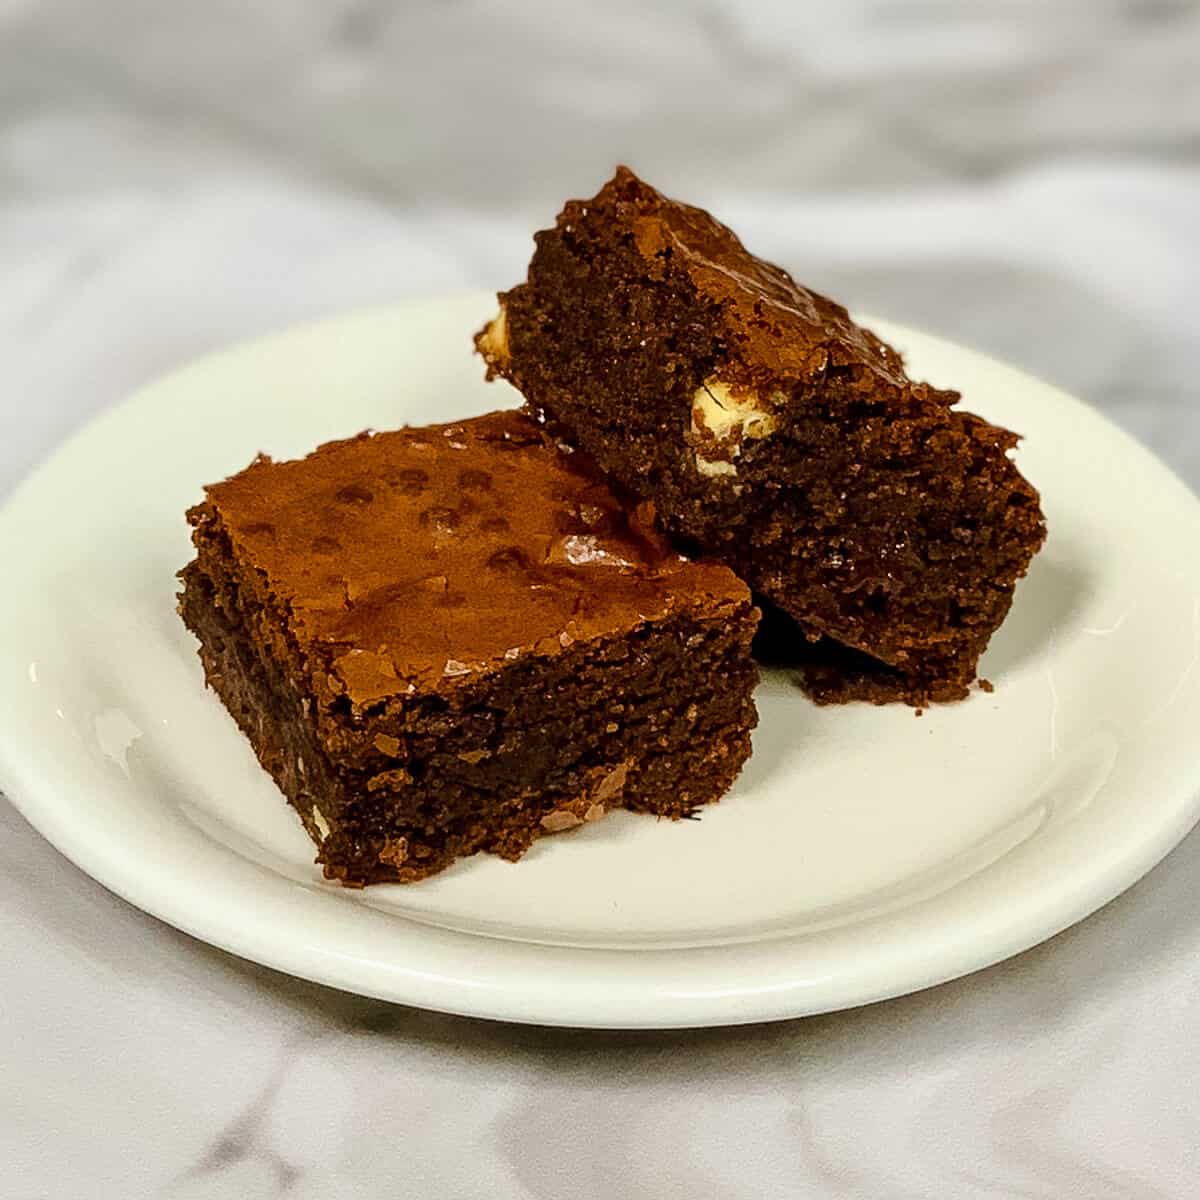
(3, 293, 1200, 1029)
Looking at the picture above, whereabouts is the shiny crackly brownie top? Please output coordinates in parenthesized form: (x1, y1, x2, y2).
(189, 410, 750, 705)
(568, 166, 915, 388)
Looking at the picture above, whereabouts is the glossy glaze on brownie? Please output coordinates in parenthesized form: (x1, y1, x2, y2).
(477, 167, 1046, 703)
(179, 411, 759, 884)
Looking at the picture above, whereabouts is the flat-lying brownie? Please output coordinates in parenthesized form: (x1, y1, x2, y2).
(179, 411, 758, 885)
(476, 167, 1046, 704)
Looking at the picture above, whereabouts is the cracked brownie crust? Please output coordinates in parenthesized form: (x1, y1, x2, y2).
(179, 410, 759, 884)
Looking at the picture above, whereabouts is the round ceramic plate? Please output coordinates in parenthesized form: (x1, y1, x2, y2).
(3, 293, 1200, 1029)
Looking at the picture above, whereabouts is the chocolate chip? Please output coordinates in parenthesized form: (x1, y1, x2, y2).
(486, 546, 531, 573)
(335, 483, 374, 506)
(393, 468, 429, 495)
(458, 468, 493, 491)
(419, 506, 460, 534)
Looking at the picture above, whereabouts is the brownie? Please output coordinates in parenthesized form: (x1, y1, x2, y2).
(179, 411, 759, 885)
(476, 167, 1046, 704)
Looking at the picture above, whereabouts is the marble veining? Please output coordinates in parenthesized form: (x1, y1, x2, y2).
(3, 1, 1200, 1195)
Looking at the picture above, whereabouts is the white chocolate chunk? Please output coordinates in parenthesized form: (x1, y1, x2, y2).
(692, 379, 778, 441)
(478, 306, 510, 366)
(689, 378, 779, 478)
(311, 806, 331, 840)
(695, 456, 739, 478)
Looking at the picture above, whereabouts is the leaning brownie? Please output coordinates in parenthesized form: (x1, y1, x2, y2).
(476, 167, 1046, 703)
(179, 411, 758, 885)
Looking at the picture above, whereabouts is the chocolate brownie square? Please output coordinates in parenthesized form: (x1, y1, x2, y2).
(179, 411, 759, 884)
(476, 167, 1046, 704)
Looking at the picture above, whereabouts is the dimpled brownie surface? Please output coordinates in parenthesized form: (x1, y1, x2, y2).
(477, 167, 1046, 704)
(179, 410, 759, 884)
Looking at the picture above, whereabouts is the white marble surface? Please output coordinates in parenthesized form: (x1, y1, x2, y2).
(4, 2, 1200, 1195)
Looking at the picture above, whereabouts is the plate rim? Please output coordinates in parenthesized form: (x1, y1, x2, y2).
(4, 292, 1200, 1029)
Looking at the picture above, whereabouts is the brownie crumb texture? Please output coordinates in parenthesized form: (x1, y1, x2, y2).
(477, 165, 1046, 706)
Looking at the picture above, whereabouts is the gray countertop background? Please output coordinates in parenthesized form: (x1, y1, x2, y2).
(3, 2, 1199, 1195)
